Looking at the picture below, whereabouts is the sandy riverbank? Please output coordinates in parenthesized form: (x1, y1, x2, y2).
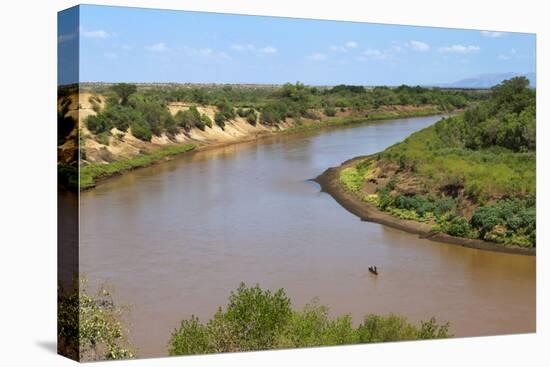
(82, 109, 443, 190)
(314, 156, 536, 256)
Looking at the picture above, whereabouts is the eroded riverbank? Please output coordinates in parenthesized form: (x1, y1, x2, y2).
(80, 108, 443, 190)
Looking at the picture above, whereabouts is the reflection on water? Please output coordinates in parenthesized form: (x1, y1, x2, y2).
(80, 116, 535, 357)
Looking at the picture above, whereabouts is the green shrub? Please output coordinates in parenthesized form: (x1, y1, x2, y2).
(200, 113, 213, 128)
(58, 279, 134, 361)
(214, 112, 226, 129)
(175, 106, 203, 130)
(260, 101, 289, 125)
(130, 120, 152, 141)
(324, 106, 337, 117)
(168, 284, 450, 356)
(470, 198, 535, 247)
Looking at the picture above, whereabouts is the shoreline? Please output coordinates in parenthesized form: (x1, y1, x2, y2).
(314, 156, 536, 256)
(81, 109, 443, 191)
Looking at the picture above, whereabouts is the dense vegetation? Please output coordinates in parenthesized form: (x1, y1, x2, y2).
(340, 77, 536, 248)
(58, 280, 134, 361)
(68, 82, 484, 190)
(168, 283, 450, 356)
(82, 82, 484, 143)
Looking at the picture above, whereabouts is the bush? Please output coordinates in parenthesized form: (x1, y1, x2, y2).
(169, 283, 292, 354)
(324, 106, 337, 117)
(130, 120, 152, 141)
(260, 101, 289, 125)
(200, 113, 213, 128)
(175, 106, 203, 130)
(246, 112, 257, 125)
(58, 279, 134, 361)
(214, 112, 226, 129)
(470, 198, 535, 247)
(168, 284, 450, 356)
(442, 216, 471, 237)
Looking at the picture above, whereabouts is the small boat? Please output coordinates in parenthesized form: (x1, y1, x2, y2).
(368, 266, 379, 275)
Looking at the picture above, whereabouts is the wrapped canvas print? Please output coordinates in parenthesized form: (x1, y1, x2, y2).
(57, 4, 536, 362)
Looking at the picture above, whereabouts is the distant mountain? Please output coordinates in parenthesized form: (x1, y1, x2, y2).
(441, 72, 536, 89)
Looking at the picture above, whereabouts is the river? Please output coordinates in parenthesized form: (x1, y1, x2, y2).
(80, 115, 535, 357)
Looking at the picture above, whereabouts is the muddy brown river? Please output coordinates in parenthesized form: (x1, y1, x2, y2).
(80, 115, 536, 357)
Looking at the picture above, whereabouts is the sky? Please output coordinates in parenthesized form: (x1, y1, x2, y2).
(58, 4, 536, 86)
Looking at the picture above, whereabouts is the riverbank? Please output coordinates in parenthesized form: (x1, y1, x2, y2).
(78, 108, 444, 190)
(314, 156, 536, 256)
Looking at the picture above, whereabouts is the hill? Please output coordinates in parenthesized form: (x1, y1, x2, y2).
(442, 72, 536, 89)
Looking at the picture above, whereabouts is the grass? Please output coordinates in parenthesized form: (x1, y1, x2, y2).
(80, 143, 196, 190)
(381, 123, 535, 199)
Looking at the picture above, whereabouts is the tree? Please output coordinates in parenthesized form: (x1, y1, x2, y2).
(168, 283, 450, 356)
(110, 83, 137, 105)
(58, 279, 134, 361)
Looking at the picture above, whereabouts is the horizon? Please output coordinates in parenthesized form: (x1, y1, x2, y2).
(59, 5, 536, 86)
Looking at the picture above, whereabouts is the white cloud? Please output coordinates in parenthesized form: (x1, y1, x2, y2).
(231, 43, 255, 51)
(438, 44, 480, 53)
(329, 41, 358, 52)
(498, 54, 510, 60)
(230, 44, 276, 55)
(481, 31, 506, 38)
(146, 42, 168, 52)
(360, 48, 389, 60)
(82, 29, 110, 39)
(329, 45, 347, 52)
(308, 52, 327, 61)
(409, 40, 430, 51)
(260, 46, 277, 54)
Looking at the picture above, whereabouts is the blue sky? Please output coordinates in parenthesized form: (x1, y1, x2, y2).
(59, 4, 536, 85)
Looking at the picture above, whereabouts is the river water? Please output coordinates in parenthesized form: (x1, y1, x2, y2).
(80, 115, 535, 357)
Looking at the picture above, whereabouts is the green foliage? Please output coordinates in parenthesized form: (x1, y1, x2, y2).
(260, 101, 289, 124)
(168, 284, 450, 356)
(85, 103, 149, 139)
(168, 316, 209, 356)
(110, 83, 137, 105)
(324, 106, 337, 117)
(339, 167, 365, 192)
(393, 194, 454, 217)
(58, 279, 134, 361)
(357, 314, 448, 342)
(215, 99, 236, 121)
(80, 144, 196, 189)
(435, 214, 473, 238)
(175, 106, 203, 130)
(276, 300, 357, 348)
(130, 120, 152, 141)
(470, 196, 535, 247)
(200, 113, 213, 128)
(214, 111, 226, 129)
(372, 79, 536, 246)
